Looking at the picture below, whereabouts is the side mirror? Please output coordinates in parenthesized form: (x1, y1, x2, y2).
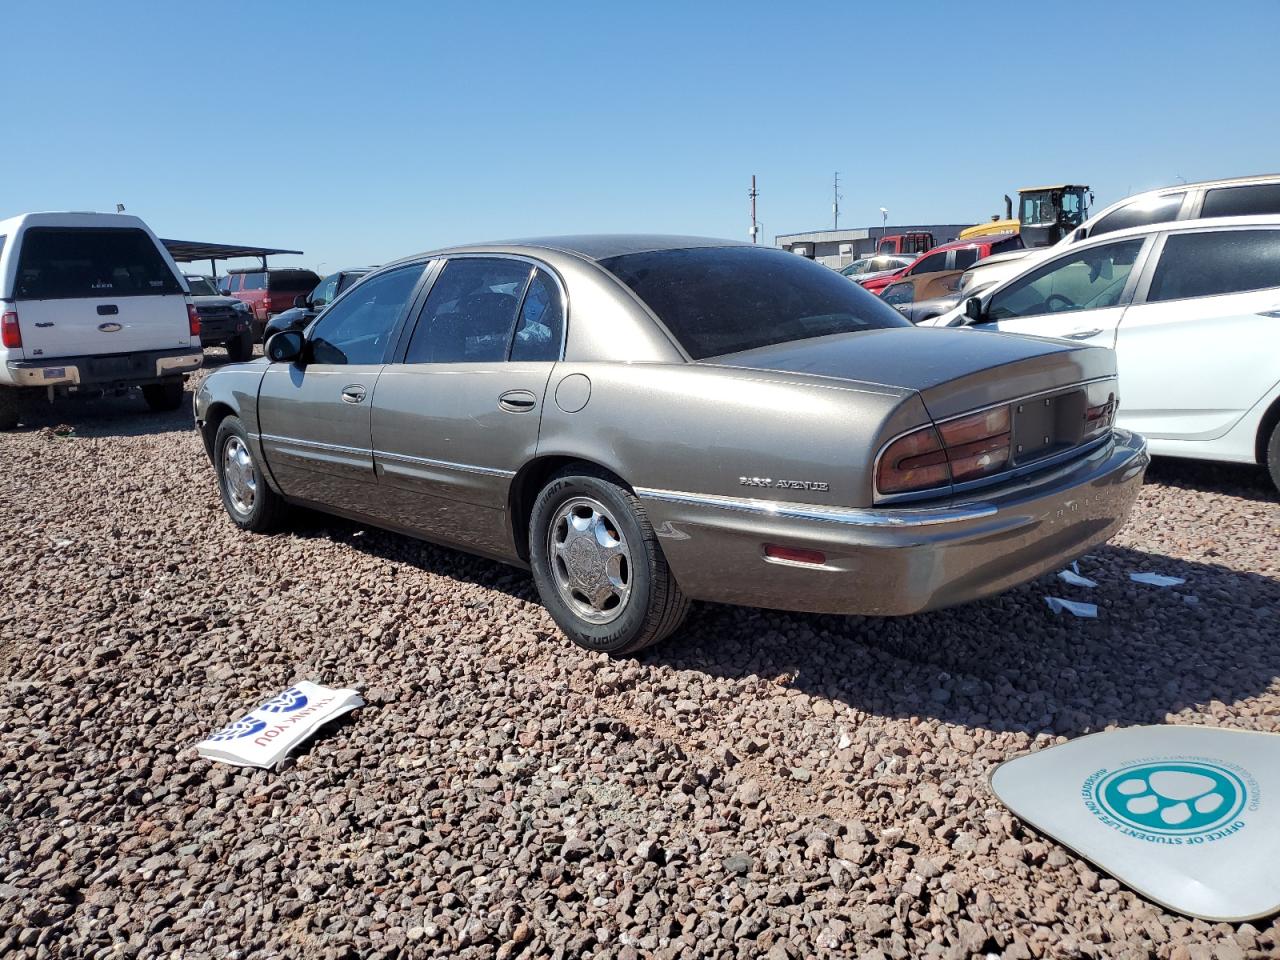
(964, 297, 985, 323)
(293, 294, 309, 309)
(266, 329, 305, 364)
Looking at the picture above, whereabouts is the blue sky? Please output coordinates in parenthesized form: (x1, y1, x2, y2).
(4, 0, 1278, 272)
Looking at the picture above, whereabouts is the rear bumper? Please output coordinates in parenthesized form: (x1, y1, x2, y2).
(638, 429, 1150, 616)
(4, 348, 203, 388)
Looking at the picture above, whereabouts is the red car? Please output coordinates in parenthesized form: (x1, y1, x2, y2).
(860, 234, 1022, 295)
(221, 267, 321, 339)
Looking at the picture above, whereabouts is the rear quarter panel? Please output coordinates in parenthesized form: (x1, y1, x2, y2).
(535, 362, 929, 509)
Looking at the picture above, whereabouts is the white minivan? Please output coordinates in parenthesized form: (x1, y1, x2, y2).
(0, 212, 203, 428)
(921, 216, 1280, 490)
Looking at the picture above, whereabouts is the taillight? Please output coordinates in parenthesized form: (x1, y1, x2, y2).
(1082, 382, 1117, 442)
(877, 405, 1013, 497)
(187, 301, 201, 337)
(1, 310, 20, 349)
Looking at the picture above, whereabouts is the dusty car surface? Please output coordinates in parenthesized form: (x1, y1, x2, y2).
(195, 235, 1149, 655)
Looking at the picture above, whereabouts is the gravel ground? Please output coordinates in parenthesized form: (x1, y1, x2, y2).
(2, 358, 1279, 959)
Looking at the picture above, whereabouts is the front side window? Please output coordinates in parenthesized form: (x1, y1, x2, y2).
(881, 281, 915, 306)
(1147, 229, 1280, 302)
(223, 275, 238, 293)
(909, 252, 948, 275)
(841, 258, 872, 276)
(310, 273, 340, 308)
(15, 228, 182, 299)
(510, 269, 564, 362)
(241, 272, 265, 291)
(985, 239, 1144, 321)
(404, 258, 533, 364)
(1089, 193, 1184, 238)
(308, 264, 424, 365)
(600, 245, 909, 359)
(1201, 183, 1280, 218)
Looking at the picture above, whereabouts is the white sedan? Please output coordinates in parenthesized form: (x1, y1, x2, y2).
(922, 216, 1280, 490)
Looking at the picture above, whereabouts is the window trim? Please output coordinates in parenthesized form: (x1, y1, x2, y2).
(979, 235, 1155, 324)
(302, 259, 435, 366)
(390, 253, 570, 366)
(1131, 225, 1280, 306)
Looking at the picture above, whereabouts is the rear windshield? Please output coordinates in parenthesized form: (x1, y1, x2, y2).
(268, 269, 320, 291)
(16, 228, 182, 299)
(600, 246, 910, 359)
(186, 277, 218, 296)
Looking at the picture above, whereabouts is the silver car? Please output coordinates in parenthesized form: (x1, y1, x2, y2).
(195, 236, 1149, 655)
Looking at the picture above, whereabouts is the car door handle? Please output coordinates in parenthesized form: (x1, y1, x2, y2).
(341, 384, 367, 404)
(96, 304, 119, 316)
(1063, 328, 1103, 340)
(498, 389, 537, 413)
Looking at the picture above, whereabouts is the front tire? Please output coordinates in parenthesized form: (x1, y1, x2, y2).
(1266, 420, 1280, 494)
(141, 381, 184, 412)
(214, 415, 285, 532)
(529, 466, 688, 656)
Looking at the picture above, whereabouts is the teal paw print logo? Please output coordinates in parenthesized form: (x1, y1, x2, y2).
(1094, 762, 1246, 835)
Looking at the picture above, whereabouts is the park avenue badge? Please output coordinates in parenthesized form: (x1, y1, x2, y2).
(990, 725, 1279, 921)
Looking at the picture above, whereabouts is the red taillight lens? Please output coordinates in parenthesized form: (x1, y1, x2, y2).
(187, 301, 201, 337)
(876, 424, 949, 495)
(877, 405, 1013, 497)
(1, 310, 21, 348)
(1082, 383, 1117, 442)
(937, 407, 1011, 483)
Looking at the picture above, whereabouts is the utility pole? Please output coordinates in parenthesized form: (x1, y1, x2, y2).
(749, 175, 759, 243)
(832, 171, 842, 230)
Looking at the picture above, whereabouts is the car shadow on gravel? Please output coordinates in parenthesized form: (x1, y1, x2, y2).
(11, 388, 197, 438)
(1144, 456, 1277, 504)
(650, 543, 1280, 739)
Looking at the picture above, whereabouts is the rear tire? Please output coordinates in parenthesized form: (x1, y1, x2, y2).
(142, 381, 184, 412)
(214, 415, 285, 532)
(529, 465, 689, 656)
(0, 386, 24, 430)
(1266, 420, 1280, 494)
(225, 329, 253, 362)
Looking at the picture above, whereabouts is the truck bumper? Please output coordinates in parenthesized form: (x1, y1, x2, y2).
(5, 348, 203, 388)
(637, 430, 1150, 616)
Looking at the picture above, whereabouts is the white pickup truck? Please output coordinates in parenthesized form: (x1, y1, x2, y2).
(0, 211, 203, 428)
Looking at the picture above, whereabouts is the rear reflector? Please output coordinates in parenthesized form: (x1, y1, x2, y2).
(187, 301, 201, 337)
(1, 310, 20, 349)
(764, 544, 827, 566)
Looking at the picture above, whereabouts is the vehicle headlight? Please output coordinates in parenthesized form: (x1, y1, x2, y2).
(232, 301, 251, 313)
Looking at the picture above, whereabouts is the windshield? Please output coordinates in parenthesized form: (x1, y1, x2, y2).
(185, 277, 218, 296)
(600, 246, 910, 360)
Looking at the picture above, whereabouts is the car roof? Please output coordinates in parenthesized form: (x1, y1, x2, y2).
(922, 233, 1017, 255)
(396, 234, 749, 265)
(0, 211, 152, 233)
(1071, 214, 1280, 247)
(226, 265, 320, 274)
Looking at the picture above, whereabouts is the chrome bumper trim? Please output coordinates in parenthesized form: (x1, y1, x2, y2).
(6, 363, 80, 386)
(634, 487, 997, 528)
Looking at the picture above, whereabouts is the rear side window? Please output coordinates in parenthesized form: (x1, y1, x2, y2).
(405, 257, 533, 363)
(240, 272, 265, 291)
(953, 248, 979, 270)
(15, 228, 182, 299)
(910, 252, 948, 275)
(991, 234, 1023, 255)
(1200, 183, 1280, 218)
(510, 269, 564, 362)
(1148, 230, 1280, 302)
(1089, 193, 1184, 237)
(600, 245, 909, 359)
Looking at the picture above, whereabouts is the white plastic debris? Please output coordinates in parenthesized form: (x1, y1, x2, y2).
(1058, 568, 1098, 589)
(1183, 594, 1200, 605)
(991, 725, 1280, 921)
(196, 681, 364, 769)
(1130, 572, 1186, 587)
(1045, 596, 1098, 618)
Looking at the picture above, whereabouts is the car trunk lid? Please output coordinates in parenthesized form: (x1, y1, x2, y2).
(707, 327, 1115, 421)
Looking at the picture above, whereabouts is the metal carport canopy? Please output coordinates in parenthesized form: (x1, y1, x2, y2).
(160, 238, 304, 273)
